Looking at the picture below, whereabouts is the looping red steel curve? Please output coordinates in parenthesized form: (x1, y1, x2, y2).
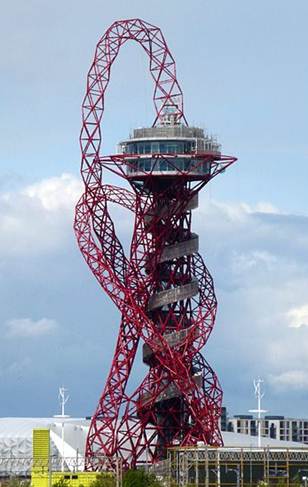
(74, 18, 237, 469)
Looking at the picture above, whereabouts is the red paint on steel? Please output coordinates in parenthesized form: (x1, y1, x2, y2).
(74, 18, 237, 469)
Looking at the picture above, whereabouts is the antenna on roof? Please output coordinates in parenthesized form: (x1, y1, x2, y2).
(249, 378, 267, 448)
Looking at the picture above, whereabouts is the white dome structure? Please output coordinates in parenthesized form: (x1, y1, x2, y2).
(0, 417, 90, 477)
(0, 417, 306, 477)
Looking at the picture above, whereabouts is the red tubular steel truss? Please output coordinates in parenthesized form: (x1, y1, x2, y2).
(74, 18, 237, 469)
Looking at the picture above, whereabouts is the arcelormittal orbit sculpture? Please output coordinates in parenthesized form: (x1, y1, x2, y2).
(74, 18, 237, 469)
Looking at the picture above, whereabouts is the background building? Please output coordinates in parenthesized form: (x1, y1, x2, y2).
(223, 412, 308, 444)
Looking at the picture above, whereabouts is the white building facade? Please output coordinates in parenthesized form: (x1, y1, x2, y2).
(227, 415, 308, 444)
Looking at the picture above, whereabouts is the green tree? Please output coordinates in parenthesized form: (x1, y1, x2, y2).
(52, 478, 70, 487)
(89, 472, 116, 487)
(4, 479, 30, 487)
(123, 469, 162, 487)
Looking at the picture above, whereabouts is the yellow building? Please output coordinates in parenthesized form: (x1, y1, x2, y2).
(31, 428, 113, 487)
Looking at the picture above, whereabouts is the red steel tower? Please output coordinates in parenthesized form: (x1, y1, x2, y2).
(74, 18, 236, 469)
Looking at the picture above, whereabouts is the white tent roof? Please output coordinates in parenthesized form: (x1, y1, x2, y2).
(0, 417, 306, 476)
(0, 417, 90, 476)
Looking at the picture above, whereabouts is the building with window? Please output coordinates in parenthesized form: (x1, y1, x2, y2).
(117, 125, 220, 177)
(224, 413, 308, 444)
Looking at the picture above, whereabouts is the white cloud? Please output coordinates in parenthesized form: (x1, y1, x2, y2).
(23, 173, 82, 211)
(1, 173, 308, 414)
(269, 370, 308, 391)
(287, 304, 308, 328)
(4, 318, 58, 338)
(231, 250, 277, 274)
(192, 195, 308, 410)
(0, 173, 82, 257)
(248, 201, 282, 215)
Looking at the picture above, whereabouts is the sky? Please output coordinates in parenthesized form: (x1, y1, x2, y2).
(0, 0, 308, 420)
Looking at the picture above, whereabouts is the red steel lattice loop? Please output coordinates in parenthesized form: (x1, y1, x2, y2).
(74, 18, 237, 469)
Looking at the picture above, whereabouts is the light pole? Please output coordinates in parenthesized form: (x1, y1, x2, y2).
(54, 386, 70, 472)
(249, 378, 267, 448)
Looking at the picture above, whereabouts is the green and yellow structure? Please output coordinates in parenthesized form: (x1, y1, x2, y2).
(31, 428, 111, 487)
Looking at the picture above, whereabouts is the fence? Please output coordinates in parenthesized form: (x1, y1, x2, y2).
(2, 447, 308, 487)
(0, 457, 122, 487)
(154, 446, 308, 487)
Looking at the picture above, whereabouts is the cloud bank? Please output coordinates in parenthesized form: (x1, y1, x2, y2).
(0, 173, 82, 257)
(0, 173, 307, 417)
(4, 318, 58, 338)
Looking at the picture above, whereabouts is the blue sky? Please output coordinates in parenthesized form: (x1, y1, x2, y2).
(0, 0, 308, 419)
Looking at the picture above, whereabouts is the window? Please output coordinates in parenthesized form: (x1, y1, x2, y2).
(137, 143, 144, 154)
(184, 160, 191, 171)
(175, 158, 184, 171)
(160, 160, 167, 171)
(184, 141, 192, 153)
(126, 143, 135, 154)
(166, 144, 178, 154)
(144, 159, 151, 171)
(127, 161, 137, 173)
(203, 162, 210, 173)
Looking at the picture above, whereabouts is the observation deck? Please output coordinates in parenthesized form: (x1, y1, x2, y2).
(118, 124, 221, 179)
